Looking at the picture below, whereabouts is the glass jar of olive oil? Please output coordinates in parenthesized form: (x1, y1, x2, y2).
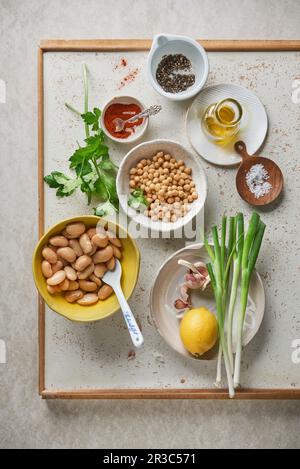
(202, 98, 243, 142)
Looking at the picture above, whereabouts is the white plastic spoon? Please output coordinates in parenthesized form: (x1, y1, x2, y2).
(102, 260, 144, 348)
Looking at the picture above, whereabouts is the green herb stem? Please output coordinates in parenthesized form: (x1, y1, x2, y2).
(83, 64, 90, 139)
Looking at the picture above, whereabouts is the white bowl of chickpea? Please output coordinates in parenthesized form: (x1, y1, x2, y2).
(117, 139, 207, 233)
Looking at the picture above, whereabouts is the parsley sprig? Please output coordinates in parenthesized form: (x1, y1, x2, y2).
(44, 65, 118, 215)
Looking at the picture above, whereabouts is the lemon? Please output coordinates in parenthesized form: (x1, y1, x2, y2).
(179, 307, 218, 357)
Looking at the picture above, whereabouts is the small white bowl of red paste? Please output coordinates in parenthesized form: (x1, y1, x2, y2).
(101, 96, 148, 143)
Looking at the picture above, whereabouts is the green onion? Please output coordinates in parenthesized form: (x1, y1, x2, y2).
(205, 222, 235, 398)
(234, 214, 265, 387)
(227, 213, 244, 371)
(205, 212, 265, 397)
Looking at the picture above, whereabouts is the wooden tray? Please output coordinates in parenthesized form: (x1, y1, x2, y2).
(38, 39, 300, 399)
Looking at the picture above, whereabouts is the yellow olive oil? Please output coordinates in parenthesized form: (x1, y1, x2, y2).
(202, 98, 243, 142)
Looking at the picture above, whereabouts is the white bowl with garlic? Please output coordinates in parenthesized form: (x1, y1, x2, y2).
(150, 243, 265, 360)
(116, 139, 207, 233)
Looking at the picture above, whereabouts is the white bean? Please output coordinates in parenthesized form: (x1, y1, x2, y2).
(47, 270, 66, 286)
(52, 260, 64, 273)
(94, 263, 107, 278)
(65, 222, 86, 237)
(69, 239, 83, 257)
(93, 245, 114, 264)
(79, 233, 93, 254)
(42, 246, 57, 264)
(98, 285, 113, 300)
(77, 293, 98, 306)
(78, 280, 97, 292)
(75, 255, 92, 272)
(64, 265, 77, 281)
(49, 235, 68, 247)
(92, 233, 108, 248)
(77, 263, 94, 280)
(57, 247, 76, 263)
(41, 260, 52, 278)
(65, 290, 84, 303)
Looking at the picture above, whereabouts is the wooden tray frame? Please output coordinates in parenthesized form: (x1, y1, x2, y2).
(38, 39, 300, 399)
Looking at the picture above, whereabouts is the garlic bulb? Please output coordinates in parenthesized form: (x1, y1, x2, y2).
(174, 260, 210, 311)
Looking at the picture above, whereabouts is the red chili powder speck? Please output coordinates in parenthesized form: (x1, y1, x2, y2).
(118, 68, 139, 89)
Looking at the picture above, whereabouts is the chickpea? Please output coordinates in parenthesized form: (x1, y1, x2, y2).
(159, 175, 165, 182)
(129, 180, 136, 188)
(192, 192, 198, 200)
(178, 191, 185, 199)
(167, 197, 174, 204)
(157, 152, 164, 158)
(184, 167, 192, 175)
(151, 215, 158, 221)
(141, 159, 147, 166)
(183, 198, 188, 204)
(153, 155, 158, 162)
(154, 162, 160, 169)
(164, 154, 171, 161)
(173, 173, 180, 182)
(171, 214, 177, 222)
(179, 179, 185, 186)
(149, 183, 155, 191)
(148, 173, 154, 180)
(137, 162, 143, 169)
(184, 184, 191, 192)
(153, 177, 159, 184)
(130, 168, 137, 175)
(190, 181, 196, 187)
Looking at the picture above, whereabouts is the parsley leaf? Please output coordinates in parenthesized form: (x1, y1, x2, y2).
(128, 189, 149, 210)
(44, 69, 119, 215)
(81, 108, 101, 131)
(44, 172, 81, 197)
(94, 200, 117, 217)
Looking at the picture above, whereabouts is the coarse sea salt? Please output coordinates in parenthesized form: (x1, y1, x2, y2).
(245, 163, 272, 199)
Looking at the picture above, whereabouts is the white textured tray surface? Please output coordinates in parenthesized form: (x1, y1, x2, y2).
(44, 50, 300, 390)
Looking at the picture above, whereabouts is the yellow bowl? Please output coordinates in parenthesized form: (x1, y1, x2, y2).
(32, 216, 140, 322)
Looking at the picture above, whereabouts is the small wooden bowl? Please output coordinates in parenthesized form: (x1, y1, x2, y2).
(235, 141, 283, 206)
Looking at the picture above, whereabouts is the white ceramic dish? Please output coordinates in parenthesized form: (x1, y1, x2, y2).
(101, 96, 148, 143)
(147, 33, 209, 101)
(116, 139, 207, 233)
(150, 243, 265, 360)
(186, 84, 268, 166)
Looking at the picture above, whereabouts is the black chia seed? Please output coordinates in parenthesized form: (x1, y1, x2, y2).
(156, 54, 195, 94)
